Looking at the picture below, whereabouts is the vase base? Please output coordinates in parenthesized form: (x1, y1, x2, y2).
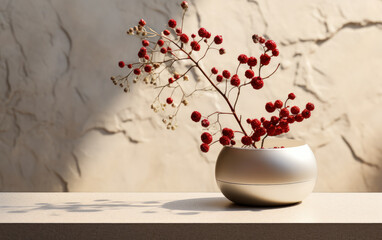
(217, 179, 316, 206)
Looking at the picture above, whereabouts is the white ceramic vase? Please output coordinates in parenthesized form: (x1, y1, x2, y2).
(215, 138, 317, 206)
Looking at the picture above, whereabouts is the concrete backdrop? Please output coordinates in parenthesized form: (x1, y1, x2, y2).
(1, 0, 382, 192)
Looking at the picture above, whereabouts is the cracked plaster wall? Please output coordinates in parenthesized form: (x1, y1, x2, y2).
(0, 0, 381, 192)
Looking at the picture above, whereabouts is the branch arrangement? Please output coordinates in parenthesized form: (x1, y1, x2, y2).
(110, 1, 315, 153)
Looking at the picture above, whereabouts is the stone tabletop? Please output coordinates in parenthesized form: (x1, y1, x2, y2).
(0, 192, 381, 223)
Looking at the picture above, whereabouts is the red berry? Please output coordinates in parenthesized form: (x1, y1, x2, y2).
(191, 33, 196, 38)
(222, 128, 234, 139)
(201, 132, 213, 144)
(230, 74, 240, 86)
(216, 75, 223, 82)
(237, 54, 248, 64)
(274, 100, 283, 109)
(200, 143, 209, 153)
(214, 35, 223, 44)
(247, 57, 257, 67)
(118, 61, 125, 68)
(255, 127, 266, 136)
(275, 127, 283, 135)
(138, 47, 147, 58)
(271, 116, 279, 124)
(191, 41, 200, 51)
(191, 111, 201, 122)
(201, 119, 210, 127)
(279, 108, 290, 118)
(231, 140, 236, 145)
(133, 68, 141, 75)
(198, 28, 207, 37)
(279, 119, 288, 128)
(261, 117, 266, 122)
(167, 47, 172, 52)
(245, 69, 254, 79)
(127, 64, 132, 68)
(260, 54, 271, 65)
(302, 109, 311, 118)
(211, 67, 218, 74)
(306, 102, 315, 111)
(174, 73, 180, 79)
(219, 48, 226, 55)
(166, 97, 173, 104)
(168, 77, 174, 84)
(222, 70, 231, 79)
(267, 126, 276, 136)
(168, 19, 177, 28)
(251, 77, 264, 90)
(205, 32, 211, 39)
(219, 136, 231, 146)
(139, 19, 146, 26)
(295, 114, 304, 122)
(265, 40, 277, 50)
(251, 135, 261, 142)
(291, 106, 300, 115)
(142, 40, 150, 47)
(180, 33, 189, 43)
(163, 30, 170, 36)
(263, 120, 271, 129)
(144, 65, 152, 73)
(272, 49, 279, 56)
(157, 39, 164, 46)
(246, 118, 252, 124)
(251, 119, 261, 129)
(287, 115, 295, 123)
(144, 54, 150, 60)
(175, 28, 182, 34)
(265, 102, 275, 113)
(288, 93, 296, 100)
(160, 47, 167, 54)
(259, 37, 265, 44)
(241, 136, 253, 145)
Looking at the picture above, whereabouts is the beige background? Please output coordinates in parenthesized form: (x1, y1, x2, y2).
(0, 0, 381, 192)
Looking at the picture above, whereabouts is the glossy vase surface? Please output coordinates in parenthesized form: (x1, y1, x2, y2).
(215, 138, 317, 206)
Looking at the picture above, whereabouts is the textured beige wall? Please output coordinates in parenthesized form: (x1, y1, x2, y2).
(0, 0, 381, 192)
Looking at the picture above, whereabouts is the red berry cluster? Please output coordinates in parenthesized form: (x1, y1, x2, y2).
(111, 1, 315, 153)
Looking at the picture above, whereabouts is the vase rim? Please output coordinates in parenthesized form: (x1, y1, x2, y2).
(223, 138, 308, 150)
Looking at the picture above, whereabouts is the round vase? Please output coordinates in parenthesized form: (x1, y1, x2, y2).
(215, 138, 317, 206)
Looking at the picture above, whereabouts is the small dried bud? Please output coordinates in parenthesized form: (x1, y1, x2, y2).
(137, 25, 143, 31)
(133, 26, 138, 31)
(183, 75, 189, 81)
(182, 99, 188, 106)
(128, 28, 134, 34)
(124, 88, 128, 92)
(172, 103, 176, 108)
(119, 83, 123, 88)
(110, 76, 115, 81)
(181, 1, 188, 10)
(142, 32, 147, 36)
(113, 81, 117, 85)
(171, 126, 176, 130)
(252, 34, 260, 43)
(162, 119, 167, 123)
(154, 63, 160, 68)
(133, 79, 137, 83)
(219, 48, 226, 55)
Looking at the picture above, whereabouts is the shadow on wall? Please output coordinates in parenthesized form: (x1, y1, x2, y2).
(1, 0, 382, 192)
